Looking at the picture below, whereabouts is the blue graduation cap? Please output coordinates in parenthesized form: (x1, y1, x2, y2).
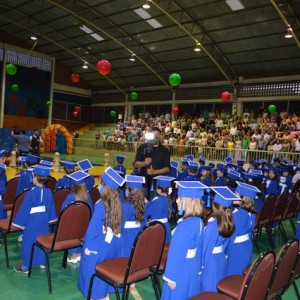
(181, 158, 190, 165)
(188, 161, 199, 171)
(249, 169, 263, 178)
(267, 167, 279, 175)
(61, 160, 77, 171)
(199, 156, 206, 165)
(217, 166, 226, 173)
(154, 175, 175, 188)
(250, 160, 259, 168)
(274, 157, 280, 163)
(216, 163, 224, 168)
(209, 162, 215, 168)
(19, 156, 27, 165)
(283, 159, 290, 164)
(102, 167, 125, 189)
(170, 160, 179, 169)
(0, 163, 6, 171)
(211, 186, 240, 207)
(242, 172, 254, 181)
(293, 159, 298, 164)
(67, 170, 90, 185)
(185, 154, 194, 161)
(237, 159, 245, 166)
(39, 160, 53, 167)
(227, 169, 241, 181)
(224, 156, 233, 164)
(227, 163, 237, 170)
(26, 154, 39, 164)
(33, 165, 51, 176)
(125, 175, 145, 189)
(0, 150, 7, 158)
(175, 181, 208, 198)
(236, 181, 260, 199)
(258, 159, 268, 164)
(202, 166, 212, 171)
(77, 159, 93, 171)
(115, 154, 126, 163)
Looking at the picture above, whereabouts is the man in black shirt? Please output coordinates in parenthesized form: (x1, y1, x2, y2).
(133, 127, 170, 199)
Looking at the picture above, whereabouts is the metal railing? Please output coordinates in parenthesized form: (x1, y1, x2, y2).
(72, 138, 300, 163)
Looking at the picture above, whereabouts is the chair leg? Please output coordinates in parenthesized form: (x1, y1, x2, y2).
(253, 236, 260, 254)
(278, 222, 287, 243)
(290, 219, 296, 234)
(87, 274, 96, 300)
(28, 242, 36, 277)
(150, 274, 160, 300)
(45, 253, 52, 294)
(122, 285, 130, 300)
(3, 233, 9, 268)
(293, 281, 300, 299)
(114, 286, 121, 300)
(156, 275, 162, 296)
(62, 250, 68, 268)
(265, 226, 275, 249)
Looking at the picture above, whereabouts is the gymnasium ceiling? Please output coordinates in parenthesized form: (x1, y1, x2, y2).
(0, 0, 300, 93)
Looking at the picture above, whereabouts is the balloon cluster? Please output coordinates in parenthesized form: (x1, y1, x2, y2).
(73, 105, 81, 118)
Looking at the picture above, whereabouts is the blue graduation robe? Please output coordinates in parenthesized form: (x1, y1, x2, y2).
(0, 168, 7, 185)
(145, 195, 171, 243)
(296, 212, 300, 240)
(200, 177, 213, 208)
(12, 186, 56, 267)
(113, 165, 126, 177)
(85, 175, 95, 191)
(77, 200, 122, 299)
(177, 169, 188, 181)
(0, 180, 6, 219)
(161, 217, 203, 300)
(279, 176, 293, 195)
(55, 175, 73, 190)
(265, 179, 280, 197)
(15, 170, 35, 197)
(215, 176, 226, 186)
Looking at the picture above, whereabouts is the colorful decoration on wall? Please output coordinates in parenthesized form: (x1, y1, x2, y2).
(40, 124, 73, 154)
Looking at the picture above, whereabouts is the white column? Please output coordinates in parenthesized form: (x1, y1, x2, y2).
(0, 45, 7, 128)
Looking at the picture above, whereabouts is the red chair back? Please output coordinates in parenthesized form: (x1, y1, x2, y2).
(10, 189, 31, 228)
(53, 188, 72, 217)
(127, 221, 166, 278)
(2, 177, 19, 211)
(89, 186, 100, 205)
(272, 193, 289, 222)
(255, 195, 277, 227)
(283, 193, 299, 220)
(45, 176, 57, 193)
(239, 250, 275, 300)
(53, 201, 91, 246)
(267, 239, 299, 299)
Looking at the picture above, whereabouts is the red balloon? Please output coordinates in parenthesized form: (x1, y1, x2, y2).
(221, 91, 231, 101)
(73, 111, 79, 118)
(71, 73, 80, 83)
(97, 59, 111, 76)
(74, 106, 81, 112)
(172, 107, 179, 114)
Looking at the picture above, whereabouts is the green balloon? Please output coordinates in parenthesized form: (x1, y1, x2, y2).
(6, 63, 17, 75)
(130, 92, 138, 100)
(46, 101, 51, 107)
(268, 104, 277, 113)
(109, 110, 116, 117)
(11, 84, 19, 92)
(169, 73, 181, 87)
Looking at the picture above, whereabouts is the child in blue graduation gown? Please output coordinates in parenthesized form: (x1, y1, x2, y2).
(145, 176, 174, 244)
(226, 182, 258, 276)
(0, 165, 6, 219)
(60, 170, 94, 264)
(0, 151, 8, 185)
(78, 167, 125, 300)
(113, 154, 126, 177)
(296, 212, 300, 240)
(12, 166, 56, 273)
(121, 175, 146, 257)
(199, 187, 238, 293)
(55, 160, 76, 189)
(200, 166, 214, 208)
(215, 166, 227, 186)
(77, 159, 95, 190)
(161, 181, 207, 300)
(278, 168, 293, 195)
(265, 168, 280, 197)
(177, 158, 190, 181)
(185, 161, 199, 181)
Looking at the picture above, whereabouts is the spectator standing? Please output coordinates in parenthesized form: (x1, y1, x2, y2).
(30, 130, 42, 156)
(12, 130, 31, 156)
(95, 131, 101, 149)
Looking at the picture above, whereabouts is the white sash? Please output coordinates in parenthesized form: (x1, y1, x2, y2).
(30, 206, 46, 214)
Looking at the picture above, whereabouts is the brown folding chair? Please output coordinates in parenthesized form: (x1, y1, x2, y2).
(189, 250, 275, 300)
(267, 239, 299, 299)
(28, 201, 92, 294)
(282, 192, 300, 234)
(87, 221, 166, 300)
(44, 176, 57, 193)
(0, 189, 29, 267)
(52, 188, 72, 219)
(272, 192, 290, 242)
(292, 241, 300, 299)
(253, 195, 277, 252)
(2, 177, 19, 212)
(88, 186, 100, 205)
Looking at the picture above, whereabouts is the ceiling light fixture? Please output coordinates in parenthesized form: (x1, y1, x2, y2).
(285, 26, 293, 39)
(30, 36, 37, 41)
(82, 62, 88, 69)
(129, 54, 136, 62)
(194, 42, 201, 52)
(142, 0, 151, 9)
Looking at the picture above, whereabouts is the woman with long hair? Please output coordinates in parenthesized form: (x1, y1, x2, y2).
(61, 170, 94, 264)
(161, 181, 207, 300)
(78, 167, 124, 300)
(121, 175, 146, 257)
(199, 187, 239, 293)
(226, 182, 259, 276)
